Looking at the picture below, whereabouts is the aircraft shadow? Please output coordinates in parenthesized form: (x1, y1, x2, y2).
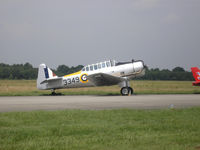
(40, 93, 120, 96)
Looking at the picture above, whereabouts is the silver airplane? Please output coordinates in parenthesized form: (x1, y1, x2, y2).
(37, 59, 145, 96)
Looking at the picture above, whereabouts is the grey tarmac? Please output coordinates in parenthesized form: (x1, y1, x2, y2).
(0, 94, 200, 112)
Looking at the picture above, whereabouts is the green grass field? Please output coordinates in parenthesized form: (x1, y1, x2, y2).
(0, 80, 199, 96)
(0, 80, 200, 149)
(0, 108, 200, 150)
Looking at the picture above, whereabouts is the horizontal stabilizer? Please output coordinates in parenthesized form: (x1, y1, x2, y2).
(37, 63, 60, 90)
(40, 77, 63, 84)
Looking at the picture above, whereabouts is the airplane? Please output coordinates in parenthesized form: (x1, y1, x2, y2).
(191, 67, 200, 86)
(37, 59, 145, 96)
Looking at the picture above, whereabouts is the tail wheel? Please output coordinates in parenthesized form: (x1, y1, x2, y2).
(121, 87, 134, 96)
(51, 92, 56, 95)
(51, 89, 56, 95)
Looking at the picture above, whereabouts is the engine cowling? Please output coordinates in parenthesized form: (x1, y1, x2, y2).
(133, 61, 144, 73)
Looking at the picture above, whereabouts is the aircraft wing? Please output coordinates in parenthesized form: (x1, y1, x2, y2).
(87, 73, 125, 86)
(40, 77, 63, 84)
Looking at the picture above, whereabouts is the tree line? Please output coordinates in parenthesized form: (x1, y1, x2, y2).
(0, 63, 193, 81)
(140, 66, 193, 81)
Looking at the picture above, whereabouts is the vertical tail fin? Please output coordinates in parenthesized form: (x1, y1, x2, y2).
(37, 64, 57, 89)
(191, 67, 200, 86)
(191, 67, 200, 81)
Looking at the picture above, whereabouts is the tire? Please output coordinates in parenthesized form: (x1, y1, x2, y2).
(121, 87, 129, 96)
(51, 92, 56, 95)
(121, 87, 134, 96)
(128, 87, 134, 95)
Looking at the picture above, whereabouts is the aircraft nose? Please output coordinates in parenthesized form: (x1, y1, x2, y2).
(133, 61, 144, 72)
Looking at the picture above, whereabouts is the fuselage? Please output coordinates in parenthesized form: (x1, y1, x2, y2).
(42, 60, 144, 90)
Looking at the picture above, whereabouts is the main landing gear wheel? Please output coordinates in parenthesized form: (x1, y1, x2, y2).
(120, 87, 134, 96)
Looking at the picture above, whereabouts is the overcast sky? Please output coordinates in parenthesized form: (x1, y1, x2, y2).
(0, 0, 200, 70)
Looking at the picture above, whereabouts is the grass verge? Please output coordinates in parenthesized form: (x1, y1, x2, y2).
(0, 80, 200, 96)
(0, 108, 200, 150)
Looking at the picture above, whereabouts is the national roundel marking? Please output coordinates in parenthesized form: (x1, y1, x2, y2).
(80, 74, 88, 83)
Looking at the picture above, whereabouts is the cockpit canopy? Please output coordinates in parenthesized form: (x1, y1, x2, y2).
(82, 60, 116, 72)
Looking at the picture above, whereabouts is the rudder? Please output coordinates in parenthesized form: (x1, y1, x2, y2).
(191, 67, 200, 82)
(37, 64, 57, 90)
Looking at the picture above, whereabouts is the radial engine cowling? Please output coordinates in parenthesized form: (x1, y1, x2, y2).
(133, 61, 144, 72)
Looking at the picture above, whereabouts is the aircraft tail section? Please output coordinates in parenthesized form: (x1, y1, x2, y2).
(37, 64, 58, 90)
(191, 67, 200, 86)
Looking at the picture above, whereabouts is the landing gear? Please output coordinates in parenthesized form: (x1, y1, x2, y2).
(50, 89, 62, 96)
(51, 89, 56, 95)
(120, 87, 133, 96)
(119, 78, 134, 96)
(128, 87, 133, 95)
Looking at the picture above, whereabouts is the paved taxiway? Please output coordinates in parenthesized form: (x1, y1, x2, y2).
(0, 95, 200, 112)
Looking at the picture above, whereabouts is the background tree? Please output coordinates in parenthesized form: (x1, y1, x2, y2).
(0, 63, 193, 81)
